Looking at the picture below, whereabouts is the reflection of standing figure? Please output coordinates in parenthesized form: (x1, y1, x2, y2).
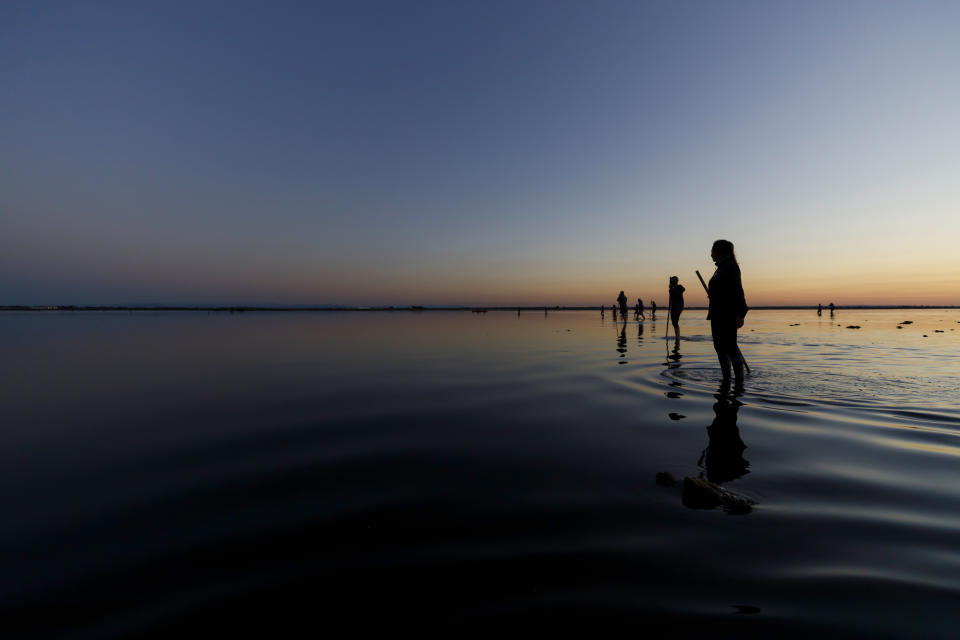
(708, 239, 748, 384)
(616, 322, 627, 363)
(698, 395, 749, 484)
(669, 276, 685, 342)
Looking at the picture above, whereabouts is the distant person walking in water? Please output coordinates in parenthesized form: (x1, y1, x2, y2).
(617, 291, 628, 319)
(668, 276, 685, 342)
(817, 303, 822, 316)
(708, 239, 748, 384)
(829, 302, 835, 316)
(636, 298, 645, 321)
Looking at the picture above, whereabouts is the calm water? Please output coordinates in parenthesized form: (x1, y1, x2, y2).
(3, 309, 960, 637)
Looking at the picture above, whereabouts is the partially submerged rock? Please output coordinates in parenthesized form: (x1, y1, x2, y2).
(681, 476, 755, 514)
(656, 471, 678, 487)
(846, 325, 861, 329)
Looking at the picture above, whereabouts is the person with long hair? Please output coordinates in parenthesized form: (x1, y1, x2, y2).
(668, 275, 685, 342)
(708, 239, 748, 383)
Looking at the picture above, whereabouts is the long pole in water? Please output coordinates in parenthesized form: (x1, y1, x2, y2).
(664, 301, 671, 342)
(696, 269, 751, 374)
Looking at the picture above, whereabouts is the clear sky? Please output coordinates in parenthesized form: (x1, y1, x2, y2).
(3, 1, 958, 307)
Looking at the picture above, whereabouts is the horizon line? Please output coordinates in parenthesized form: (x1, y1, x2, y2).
(3, 304, 958, 312)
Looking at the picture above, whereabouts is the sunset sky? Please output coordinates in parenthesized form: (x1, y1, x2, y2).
(3, 1, 959, 307)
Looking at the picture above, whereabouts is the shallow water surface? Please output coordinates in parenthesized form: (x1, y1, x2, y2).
(2, 309, 959, 637)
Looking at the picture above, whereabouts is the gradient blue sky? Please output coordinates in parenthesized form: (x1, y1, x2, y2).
(3, 1, 958, 306)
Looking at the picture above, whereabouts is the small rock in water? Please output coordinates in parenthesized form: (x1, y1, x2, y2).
(896, 326, 903, 329)
(668, 412, 686, 420)
(846, 325, 861, 329)
(656, 472, 678, 487)
(681, 476, 755, 514)
(732, 605, 761, 615)
(789, 323, 800, 326)
(923, 334, 928, 337)
(934, 330, 944, 333)
(901, 320, 913, 324)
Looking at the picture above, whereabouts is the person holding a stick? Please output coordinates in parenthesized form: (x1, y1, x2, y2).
(704, 239, 748, 384)
(668, 276, 685, 342)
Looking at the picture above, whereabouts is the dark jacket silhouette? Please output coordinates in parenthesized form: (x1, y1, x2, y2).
(669, 283, 685, 311)
(707, 257, 748, 322)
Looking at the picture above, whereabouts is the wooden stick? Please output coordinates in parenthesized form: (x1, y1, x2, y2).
(696, 270, 708, 295)
(664, 302, 671, 342)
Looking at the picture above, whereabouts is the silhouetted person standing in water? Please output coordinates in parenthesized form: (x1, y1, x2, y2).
(817, 303, 822, 316)
(651, 300, 657, 318)
(617, 290, 628, 319)
(668, 276, 685, 342)
(708, 239, 748, 385)
(829, 302, 835, 316)
(636, 297, 645, 320)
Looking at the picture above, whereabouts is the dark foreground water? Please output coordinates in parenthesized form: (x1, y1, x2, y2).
(3, 309, 960, 638)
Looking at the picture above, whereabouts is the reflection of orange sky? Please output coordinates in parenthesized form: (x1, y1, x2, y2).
(304, 266, 960, 308)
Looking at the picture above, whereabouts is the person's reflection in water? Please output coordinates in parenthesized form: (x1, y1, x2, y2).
(667, 342, 682, 362)
(616, 320, 628, 364)
(637, 319, 644, 342)
(697, 387, 749, 484)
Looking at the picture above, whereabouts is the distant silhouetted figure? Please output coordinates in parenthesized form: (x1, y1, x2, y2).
(600, 306, 604, 318)
(669, 276, 685, 342)
(829, 302, 835, 316)
(617, 290, 628, 318)
(817, 303, 822, 316)
(708, 239, 748, 384)
(544, 306, 548, 316)
(636, 297, 645, 321)
(651, 300, 657, 318)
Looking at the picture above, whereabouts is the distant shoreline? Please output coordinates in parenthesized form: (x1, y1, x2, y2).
(2, 305, 957, 313)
